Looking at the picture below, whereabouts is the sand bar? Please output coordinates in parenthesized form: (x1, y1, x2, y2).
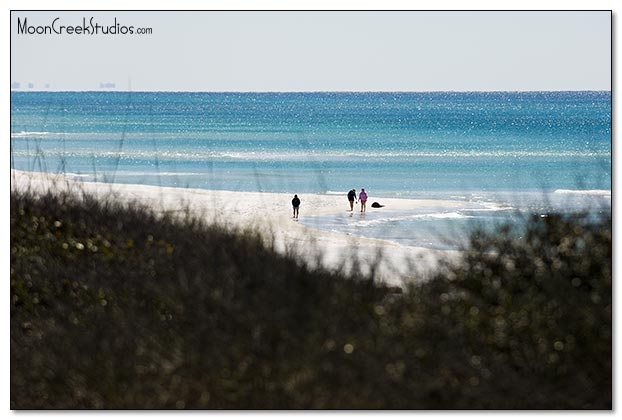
(11, 170, 470, 285)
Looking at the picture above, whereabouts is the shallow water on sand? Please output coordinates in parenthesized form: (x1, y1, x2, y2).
(299, 190, 611, 250)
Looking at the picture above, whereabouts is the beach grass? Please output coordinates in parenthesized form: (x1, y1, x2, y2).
(10, 189, 611, 409)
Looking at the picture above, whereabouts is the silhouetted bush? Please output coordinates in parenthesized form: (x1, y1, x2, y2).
(10, 191, 611, 409)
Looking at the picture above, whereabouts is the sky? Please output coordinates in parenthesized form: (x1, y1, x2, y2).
(10, 10, 612, 92)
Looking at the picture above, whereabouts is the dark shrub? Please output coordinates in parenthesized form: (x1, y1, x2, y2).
(11, 191, 611, 409)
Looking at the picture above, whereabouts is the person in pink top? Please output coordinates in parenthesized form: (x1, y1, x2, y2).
(359, 188, 368, 212)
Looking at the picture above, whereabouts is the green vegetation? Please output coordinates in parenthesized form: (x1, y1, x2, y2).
(11, 190, 611, 409)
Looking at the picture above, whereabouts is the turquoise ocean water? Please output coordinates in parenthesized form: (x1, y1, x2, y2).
(11, 91, 611, 249)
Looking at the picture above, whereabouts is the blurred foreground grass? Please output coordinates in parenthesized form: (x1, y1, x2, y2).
(10, 190, 611, 409)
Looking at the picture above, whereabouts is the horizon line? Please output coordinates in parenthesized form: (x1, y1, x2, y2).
(10, 89, 613, 93)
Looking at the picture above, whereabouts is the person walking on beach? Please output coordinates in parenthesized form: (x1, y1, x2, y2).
(359, 188, 368, 212)
(347, 189, 357, 211)
(292, 194, 301, 219)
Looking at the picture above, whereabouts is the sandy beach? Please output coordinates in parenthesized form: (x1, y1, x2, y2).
(11, 169, 469, 284)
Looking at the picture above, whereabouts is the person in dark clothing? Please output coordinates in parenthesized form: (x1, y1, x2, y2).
(347, 189, 357, 211)
(292, 194, 301, 219)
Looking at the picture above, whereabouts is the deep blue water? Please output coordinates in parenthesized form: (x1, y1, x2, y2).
(11, 91, 611, 248)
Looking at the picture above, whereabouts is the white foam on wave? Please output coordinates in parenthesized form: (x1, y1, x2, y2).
(211, 149, 610, 160)
(115, 171, 205, 177)
(35, 171, 205, 179)
(351, 211, 474, 227)
(418, 212, 475, 220)
(12, 147, 610, 161)
(11, 131, 52, 138)
(466, 202, 515, 212)
(554, 189, 611, 196)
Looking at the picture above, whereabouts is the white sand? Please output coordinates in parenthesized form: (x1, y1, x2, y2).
(11, 169, 468, 285)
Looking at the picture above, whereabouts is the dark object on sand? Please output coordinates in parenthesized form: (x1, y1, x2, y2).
(371, 202, 384, 208)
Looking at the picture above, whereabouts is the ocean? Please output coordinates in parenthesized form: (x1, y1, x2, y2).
(11, 91, 611, 249)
